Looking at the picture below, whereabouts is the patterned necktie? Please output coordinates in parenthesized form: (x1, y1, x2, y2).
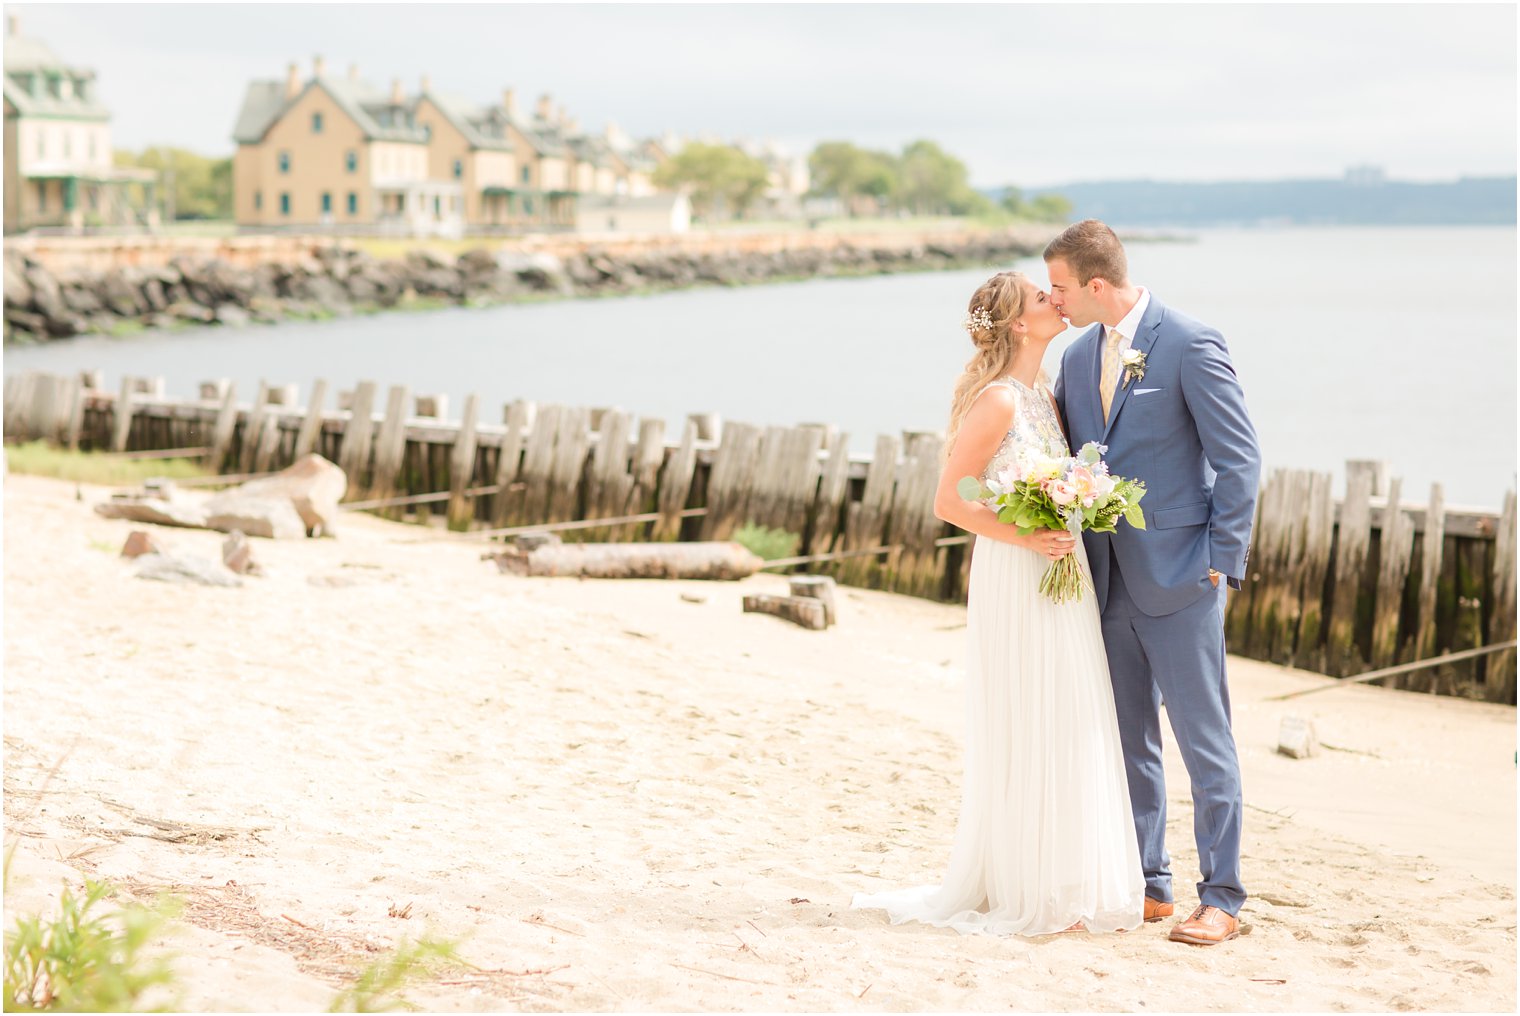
(1100, 328, 1125, 421)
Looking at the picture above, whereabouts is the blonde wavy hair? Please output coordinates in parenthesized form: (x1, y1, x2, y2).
(945, 271, 1035, 455)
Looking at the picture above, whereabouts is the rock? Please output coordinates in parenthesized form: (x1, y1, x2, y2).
(494, 252, 571, 294)
(1277, 715, 1319, 759)
(95, 493, 211, 529)
(202, 495, 308, 540)
(167, 301, 215, 324)
(140, 277, 168, 311)
(134, 552, 243, 587)
(222, 529, 259, 574)
(4, 251, 34, 307)
(4, 307, 48, 336)
(102, 268, 146, 317)
(120, 530, 167, 559)
(212, 454, 347, 537)
(213, 304, 251, 328)
(24, 264, 64, 320)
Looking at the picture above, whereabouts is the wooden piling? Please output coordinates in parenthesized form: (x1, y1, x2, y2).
(1409, 483, 1447, 686)
(1487, 490, 1517, 702)
(1369, 477, 1415, 672)
(447, 394, 481, 531)
(293, 379, 328, 458)
(336, 381, 377, 499)
(1325, 469, 1374, 677)
(839, 434, 900, 588)
(490, 399, 533, 527)
(369, 384, 411, 511)
(652, 420, 699, 542)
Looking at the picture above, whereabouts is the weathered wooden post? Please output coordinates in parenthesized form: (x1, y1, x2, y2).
(1325, 467, 1374, 677)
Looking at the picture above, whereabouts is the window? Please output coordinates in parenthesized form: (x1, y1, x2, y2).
(347, 192, 357, 215)
(521, 166, 531, 184)
(452, 159, 463, 180)
(279, 151, 291, 173)
(345, 150, 357, 173)
(321, 192, 332, 214)
(279, 192, 290, 216)
(36, 181, 46, 212)
(312, 112, 323, 133)
(422, 124, 432, 141)
(254, 191, 262, 211)
(523, 195, 534, 215)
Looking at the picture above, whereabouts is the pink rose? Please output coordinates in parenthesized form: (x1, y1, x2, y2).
(1049, 480, 1076, 506)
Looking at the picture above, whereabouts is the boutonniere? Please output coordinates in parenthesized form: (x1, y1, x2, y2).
(1120, 349, 1147, 389)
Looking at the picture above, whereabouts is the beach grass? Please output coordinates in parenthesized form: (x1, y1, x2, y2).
(4, 442, 210, 486)
(2, 869, 182, 1012)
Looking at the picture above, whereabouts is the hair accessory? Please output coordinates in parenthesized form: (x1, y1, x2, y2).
(963, 306, 994, 333)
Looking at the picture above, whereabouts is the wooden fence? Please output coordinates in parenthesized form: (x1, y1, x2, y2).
(5, 369, 1515, 704)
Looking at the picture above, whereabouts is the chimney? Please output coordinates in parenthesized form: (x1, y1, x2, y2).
(348, 63, 360, 82)
(502, 88, 519, 119)
(535, 93, 553, 121)
(313, 54, 326, 78)
(285, 62, 301, 99)
(420, 73, 431, 94)
(390, 78, 404, 104)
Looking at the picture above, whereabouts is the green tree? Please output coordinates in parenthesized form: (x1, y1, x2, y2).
(896, 140, 978, 216)
(808, 141, 898, 216)
(1000, 186, 1074, 223)
(114, 147, 233, 220)
(653, 143, 772, 221)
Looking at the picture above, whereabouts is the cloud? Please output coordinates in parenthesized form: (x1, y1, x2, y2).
(10, 2, 1514, 185)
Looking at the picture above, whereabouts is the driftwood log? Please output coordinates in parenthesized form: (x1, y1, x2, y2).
(489, 541, 764, 580)
(742, 593, 829, 630)
(788, 575, 838, 626)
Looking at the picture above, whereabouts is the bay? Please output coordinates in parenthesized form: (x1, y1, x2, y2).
(5, 225, 1515, 507)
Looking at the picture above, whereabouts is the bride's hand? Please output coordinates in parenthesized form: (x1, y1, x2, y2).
(1020, 529, 1077, 560)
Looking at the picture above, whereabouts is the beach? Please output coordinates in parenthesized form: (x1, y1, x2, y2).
(3, 471, 1515, 1012)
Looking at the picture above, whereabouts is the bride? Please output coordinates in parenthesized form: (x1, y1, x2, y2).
(852, 271, 1145, 936)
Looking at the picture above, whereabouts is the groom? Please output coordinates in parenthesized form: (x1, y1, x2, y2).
(1047, 221, 1261, 946)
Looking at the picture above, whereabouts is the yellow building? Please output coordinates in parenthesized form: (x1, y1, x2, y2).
(232, 59, 462, 236)
(2, 15, 157, 234)
(233, 58, 671, 235)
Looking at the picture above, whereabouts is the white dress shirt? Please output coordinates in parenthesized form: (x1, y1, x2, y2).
(1105, 287, 1150, 351)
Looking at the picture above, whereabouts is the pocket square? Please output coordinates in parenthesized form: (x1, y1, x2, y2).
(1133, 387, 1162, 395)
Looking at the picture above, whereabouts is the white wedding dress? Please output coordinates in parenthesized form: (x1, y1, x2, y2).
(853, 376, 1145, 936)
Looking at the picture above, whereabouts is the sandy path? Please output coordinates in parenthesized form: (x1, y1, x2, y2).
(3, 472, 1514, 1011)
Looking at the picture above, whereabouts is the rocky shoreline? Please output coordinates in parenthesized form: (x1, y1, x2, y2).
(2, 230, 1054, 345)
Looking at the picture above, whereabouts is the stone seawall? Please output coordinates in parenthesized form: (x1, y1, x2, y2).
(2, 225, 1060, 345)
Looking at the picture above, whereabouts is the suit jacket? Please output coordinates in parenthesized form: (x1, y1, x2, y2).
(1053, 294, 1261, 617)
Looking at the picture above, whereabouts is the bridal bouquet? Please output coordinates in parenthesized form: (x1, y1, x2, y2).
(958, 442, 1148, 604)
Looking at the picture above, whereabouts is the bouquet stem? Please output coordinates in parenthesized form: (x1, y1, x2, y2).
(1038, 551, 1091, 604)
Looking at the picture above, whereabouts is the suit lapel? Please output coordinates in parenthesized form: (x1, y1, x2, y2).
(1100, 296, 1165, 444)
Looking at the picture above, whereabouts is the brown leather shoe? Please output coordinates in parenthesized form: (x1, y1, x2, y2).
(1144, 897, 1174, 923)
(1168, 904, 1239, 946)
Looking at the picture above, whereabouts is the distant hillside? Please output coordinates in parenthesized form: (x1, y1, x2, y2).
(1004, 175, 1516, 227)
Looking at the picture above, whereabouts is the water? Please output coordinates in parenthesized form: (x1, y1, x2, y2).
(6, 226, 1515, 507)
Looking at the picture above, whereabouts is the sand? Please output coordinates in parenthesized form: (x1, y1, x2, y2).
(3, 471, 1515, 1012)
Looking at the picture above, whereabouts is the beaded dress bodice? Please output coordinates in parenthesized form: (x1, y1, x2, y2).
(981, 376, 1071, 486)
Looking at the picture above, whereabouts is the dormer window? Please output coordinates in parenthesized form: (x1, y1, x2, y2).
(312, 112, 323, 133)
(279, 151, 291, 173)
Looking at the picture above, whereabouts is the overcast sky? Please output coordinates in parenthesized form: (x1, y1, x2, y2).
(9, 2, 1516, 187)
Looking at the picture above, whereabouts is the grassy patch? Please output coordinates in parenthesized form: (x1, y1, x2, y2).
(327, 935, 462, 1013)
(107, 319, 147, 339)
(3, 875, 182, 1012)
(4, 442, 210, 486)
(734, 522, 801, 561)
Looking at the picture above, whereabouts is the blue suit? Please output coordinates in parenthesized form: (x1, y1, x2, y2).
(1053, 293, 1261, 915)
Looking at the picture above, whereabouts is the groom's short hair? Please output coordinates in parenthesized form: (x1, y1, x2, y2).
(1043, 219, 1129, 287)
